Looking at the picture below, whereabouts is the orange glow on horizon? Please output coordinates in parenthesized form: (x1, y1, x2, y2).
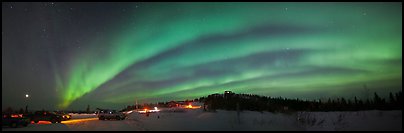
(61, 118, 98, 124)
(184, 104, 201, 109)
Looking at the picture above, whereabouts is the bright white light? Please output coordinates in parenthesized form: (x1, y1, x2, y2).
(25, 94, 29, 98)
(154, 107, 158, 110)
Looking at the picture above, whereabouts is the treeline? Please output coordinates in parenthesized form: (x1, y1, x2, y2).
(197, 91, 402, 112)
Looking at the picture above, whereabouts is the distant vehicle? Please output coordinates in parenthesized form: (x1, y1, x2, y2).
(97, 110, 126, 120)
(54, 111, 72, 121)
(2, 113, 30, 128)
(28, 111, 63, 123)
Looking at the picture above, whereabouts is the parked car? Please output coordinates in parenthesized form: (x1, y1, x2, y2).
(54, 111, 72, 121)
(97, 110, 126, 120)
(2, 113, 30, 128)
(28, 111, 63, 123)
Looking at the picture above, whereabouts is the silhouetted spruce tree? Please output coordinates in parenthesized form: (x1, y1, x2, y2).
(395, 91, 402, 108)
(389, 92, 395, 104)
(347, 99, 352, 111)
(358, 99, 363, 110)
(19, 108, 24, 114)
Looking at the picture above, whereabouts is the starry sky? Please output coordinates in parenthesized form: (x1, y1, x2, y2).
(2, 2, 402, 110)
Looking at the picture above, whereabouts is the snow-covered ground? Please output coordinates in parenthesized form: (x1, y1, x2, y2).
(2, 109, 401, 131)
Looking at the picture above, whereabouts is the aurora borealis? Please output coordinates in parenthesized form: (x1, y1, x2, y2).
(2, 2, 402, 110)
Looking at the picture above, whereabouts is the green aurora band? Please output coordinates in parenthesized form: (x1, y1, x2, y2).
(58, 3, 402, 109)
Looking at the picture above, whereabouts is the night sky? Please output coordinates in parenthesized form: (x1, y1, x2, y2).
(2, 2, 402, 110)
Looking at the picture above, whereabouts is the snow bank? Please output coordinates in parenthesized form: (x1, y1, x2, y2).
(129, 109, 401, 131)
(298, 110, 402, 131)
